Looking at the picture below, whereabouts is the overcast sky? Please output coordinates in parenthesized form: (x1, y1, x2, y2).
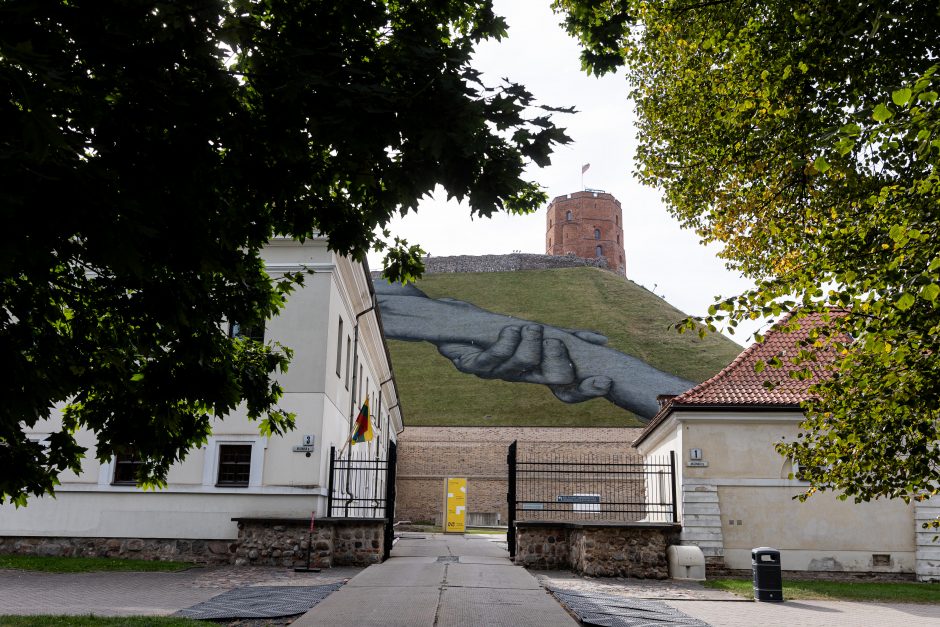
(367, 0, 758, 345)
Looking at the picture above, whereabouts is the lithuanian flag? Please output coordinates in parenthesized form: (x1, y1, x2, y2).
(351, 397, 373, 444)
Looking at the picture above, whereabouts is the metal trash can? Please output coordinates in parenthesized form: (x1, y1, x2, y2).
(752, 547, 783, 602)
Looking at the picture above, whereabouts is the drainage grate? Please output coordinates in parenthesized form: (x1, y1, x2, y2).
(176, 582, 344, 620)
(436, 555, 459, 563)
(548, 587, 711, 627)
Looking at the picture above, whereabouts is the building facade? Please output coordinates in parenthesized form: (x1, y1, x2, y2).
(545, 191, 626, 275)
(0, 237, 404, 559)
(634, 312, 940, 581)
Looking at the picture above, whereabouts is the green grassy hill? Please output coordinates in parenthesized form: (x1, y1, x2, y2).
(388, 267, 742, 427)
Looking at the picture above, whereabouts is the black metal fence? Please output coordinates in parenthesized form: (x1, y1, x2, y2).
(507, 441, 677, 530)
(327, 445, 392, 520)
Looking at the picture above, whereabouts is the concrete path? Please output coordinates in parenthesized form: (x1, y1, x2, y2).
(537, 570, 940, 627)
(0, 565, 359, 616)
(293, 532, 577, 626)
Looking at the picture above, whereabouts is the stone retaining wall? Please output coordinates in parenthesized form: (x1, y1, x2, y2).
(0, 517, 386, 569)
(372, 253, 611, 277)
(0, 535, 236, 564)
(233, 517, 385, 568)
(515, 522, 680, 579)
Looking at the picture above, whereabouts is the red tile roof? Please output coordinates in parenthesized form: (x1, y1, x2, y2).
(635, 310, 844, 446)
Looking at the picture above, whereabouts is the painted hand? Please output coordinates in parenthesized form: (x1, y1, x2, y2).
(436, 324, 612, 403)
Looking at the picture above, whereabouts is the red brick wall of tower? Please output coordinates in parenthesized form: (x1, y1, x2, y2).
(545, 191, 626, 276)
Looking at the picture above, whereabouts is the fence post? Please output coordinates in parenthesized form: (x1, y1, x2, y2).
(669, 450, 679, 523)
(507, 440, 517, 559)
(383, 441, 397, 561)
(327, 446, 336, 518)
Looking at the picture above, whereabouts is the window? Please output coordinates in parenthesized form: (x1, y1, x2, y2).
(217, 444, 252, 486)
(358, 364, 363, 400)
(617, 233, 620, 243)
(335, 318, 344, 377)
(595, 245, 603, 257)
(345, 336, 351, 389)
(113, 452, 143, 485)
(594, 228, 601, 240)
(565, 210, 572, 221)
(229, 321, 264, 343)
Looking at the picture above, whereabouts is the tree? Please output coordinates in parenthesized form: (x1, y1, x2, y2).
(0, 0, 569, 504)
(556, 0, 940, 506)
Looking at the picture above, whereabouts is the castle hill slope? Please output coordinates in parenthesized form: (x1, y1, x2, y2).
(387, 267, 742, 427)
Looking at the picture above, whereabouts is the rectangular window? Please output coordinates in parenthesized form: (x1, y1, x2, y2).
(345, 337, 351, 389)
(229, 321, 265, 343)
(217, 444, 252, 486)
(113, 453, 144, 485)
(335, 318, 344, 377)
(358, 364, 363, 400)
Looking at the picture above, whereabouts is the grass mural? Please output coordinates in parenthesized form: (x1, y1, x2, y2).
(386, 267, 742, 427)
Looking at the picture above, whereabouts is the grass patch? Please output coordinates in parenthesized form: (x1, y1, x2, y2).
(704, 578, 940, 603)
(0, 555, 195, 573)
(392, 268, 743, 427)
(0, 617, 198, 626)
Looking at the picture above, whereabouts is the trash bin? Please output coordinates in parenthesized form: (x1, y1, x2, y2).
(752, 547, 783, 602)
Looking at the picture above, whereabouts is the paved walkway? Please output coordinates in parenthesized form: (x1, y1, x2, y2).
(537, 570, 940, 627)
(0, 564, 358, 616)
(293, 532, 577, 626)
(2, 539, 939, 625)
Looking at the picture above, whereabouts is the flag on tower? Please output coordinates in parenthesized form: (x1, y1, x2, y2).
(350, 397, 373, 444)
(581, 163, 591, 174)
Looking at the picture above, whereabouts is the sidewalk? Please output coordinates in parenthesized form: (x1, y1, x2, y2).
(0, 564, 359, 617)
(537, 570, 940, 627)
(293, 532, 577, 626)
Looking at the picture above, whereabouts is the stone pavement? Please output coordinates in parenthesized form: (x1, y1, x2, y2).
(293, 532, 578, 626)
(537, 570, 940, 627)
(0, 564, 359, 616)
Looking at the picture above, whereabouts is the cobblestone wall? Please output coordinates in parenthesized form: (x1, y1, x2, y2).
(0, 518, 385, 568)
(0, 535, 235, 564)
(371, 253, 610, 278)
(515, 522, 680, 579)
(397, 427, 644, 525)
(233, 518, 384, 568)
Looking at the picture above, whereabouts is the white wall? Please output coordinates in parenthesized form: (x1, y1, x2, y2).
(1, 238, 403, 539)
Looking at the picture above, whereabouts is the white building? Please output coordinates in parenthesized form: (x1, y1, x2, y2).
(635, 312, 940, 581)
(0, 237, 403, 557)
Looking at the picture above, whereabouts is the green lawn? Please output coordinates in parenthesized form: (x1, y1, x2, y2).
(392, 268, 743, 427)
(0, 555, 195, 573)
(0, 617, 197, 626)
(704, 578, 940, 603)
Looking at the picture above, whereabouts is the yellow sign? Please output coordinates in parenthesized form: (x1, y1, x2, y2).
(445, 477, 467, 533)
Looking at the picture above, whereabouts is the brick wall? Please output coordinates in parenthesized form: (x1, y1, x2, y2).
(396, 426, 644, 525)
(545, 191, 626, 276)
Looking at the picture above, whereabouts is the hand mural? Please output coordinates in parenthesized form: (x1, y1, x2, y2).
(374, 280, 693, 420)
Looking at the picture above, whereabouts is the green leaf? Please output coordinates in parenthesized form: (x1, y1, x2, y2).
(891, 88, 912, 106)
(920, 284, 940, 302)
(872, 103, 893, 122)
(813, 156, 830, 173)
(896, 292, 916, 310)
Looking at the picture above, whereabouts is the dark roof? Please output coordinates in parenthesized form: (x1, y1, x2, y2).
(634, 311, 843, 446)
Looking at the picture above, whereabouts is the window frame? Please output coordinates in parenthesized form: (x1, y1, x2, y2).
(229, 321, 265, 343)
(216, 443, 254, 487)
(112, 452, 144, 485)
(335, 317, 344, 377)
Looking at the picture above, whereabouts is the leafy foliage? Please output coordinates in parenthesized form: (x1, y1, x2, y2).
(0, 0, 568, 503)
(556, 0, 940, 506)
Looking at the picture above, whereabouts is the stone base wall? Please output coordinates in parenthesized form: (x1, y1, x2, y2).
(515, 522, 680, 579)
(0, 535, 235, 564)
(233, 518, 385, 568)
(0, 518, 385, 569)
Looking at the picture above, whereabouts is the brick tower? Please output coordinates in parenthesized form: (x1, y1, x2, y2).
(545, 191, 626, 275)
